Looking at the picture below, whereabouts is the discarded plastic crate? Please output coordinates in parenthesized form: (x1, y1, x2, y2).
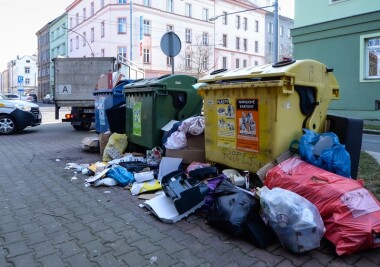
(196, 59, 340, 173)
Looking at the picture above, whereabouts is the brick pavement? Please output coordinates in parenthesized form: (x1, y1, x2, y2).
(1, 123, 380, 267)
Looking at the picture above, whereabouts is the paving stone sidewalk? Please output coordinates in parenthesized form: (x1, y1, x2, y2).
(1, 123, 380, 267)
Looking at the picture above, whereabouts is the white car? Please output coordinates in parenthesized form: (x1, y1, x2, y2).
(0, 93, 42, 134)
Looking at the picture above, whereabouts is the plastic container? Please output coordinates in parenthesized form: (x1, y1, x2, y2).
(94, 79, 134, 133)
(196, 59, 340, 173)
(123, 74, 203, 150)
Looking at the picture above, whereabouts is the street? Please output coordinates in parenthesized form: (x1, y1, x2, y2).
(362, 134, 380, 153)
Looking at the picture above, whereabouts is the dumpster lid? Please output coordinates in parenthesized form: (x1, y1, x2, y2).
(123, 74, 197, 90)
(197, 59, 331, 84)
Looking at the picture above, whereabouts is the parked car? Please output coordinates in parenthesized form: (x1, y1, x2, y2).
(0, 93, 42, 134)
(27, 93, 38, 102)
(4, 93, 21, 100)
(42, 94, 54, 104)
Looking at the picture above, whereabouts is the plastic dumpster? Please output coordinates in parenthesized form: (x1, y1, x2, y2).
(123, 74, 203, 150)
(94, 79, 134, 133)
(196, 59, 340, 173)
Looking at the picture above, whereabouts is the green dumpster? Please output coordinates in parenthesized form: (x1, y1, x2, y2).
(123, 74, 203, 150)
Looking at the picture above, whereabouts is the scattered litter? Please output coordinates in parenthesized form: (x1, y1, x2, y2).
(139, 204, 144, 208)
(94, 178, 118, 187)
(71, 176, 78, 180)
(150, 256, 157, 264)
(56, 159, 61, 162)
(104, 191, 111, 194)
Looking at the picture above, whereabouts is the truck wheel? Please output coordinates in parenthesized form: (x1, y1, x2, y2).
(0, 115, 17, 135)
(73, 122, 92, 131)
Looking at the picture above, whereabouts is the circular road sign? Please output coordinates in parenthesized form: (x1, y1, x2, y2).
(160, 32, 181, 57)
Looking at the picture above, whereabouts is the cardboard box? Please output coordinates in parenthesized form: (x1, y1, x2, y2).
(186, 133, 205, 149)
(165, 148, 206, 164)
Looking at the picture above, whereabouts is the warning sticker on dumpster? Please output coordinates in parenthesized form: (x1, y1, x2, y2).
(216, 98, 236, 148)
(133, 102, 142, 136)
(236, 99, 259, 152)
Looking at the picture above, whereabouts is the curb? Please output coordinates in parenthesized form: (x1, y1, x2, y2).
(363, 129, 380, 135)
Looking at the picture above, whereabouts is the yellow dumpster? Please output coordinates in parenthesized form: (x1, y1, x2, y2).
(196, 59, 340, 173)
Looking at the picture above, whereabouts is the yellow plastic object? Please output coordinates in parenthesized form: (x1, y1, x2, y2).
(196, 59, 339, 173)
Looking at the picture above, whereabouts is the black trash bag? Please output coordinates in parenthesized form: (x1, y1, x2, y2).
(207, 179, 277, 248)
(207, 179, 260, 237)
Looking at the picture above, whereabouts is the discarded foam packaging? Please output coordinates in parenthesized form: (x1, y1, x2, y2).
(134, 171, 155, 183)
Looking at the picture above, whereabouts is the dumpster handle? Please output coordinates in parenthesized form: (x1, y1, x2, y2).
(155, 90, 168, 96)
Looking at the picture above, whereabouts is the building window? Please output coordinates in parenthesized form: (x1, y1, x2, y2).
(280, 26, 283, 37)
(144, 0, 151, 6)
(222, 12, 227, 25)
(255, 41, 259, 53)
(167, 0, 173, 12)
(236, 37, 240, 50)
(76, 13, 79, 26)
(70, 18, 73, 28)
(143, 20, 151, 35)
(185, 4, 192, 17)
(243, 60, 247, 68)
(185, 54, 192, 68)
(202, 8, 209, 21)
(25, 67, 30, 74)
(202, 32, 209, 45)
(243, 17, 248, 31)
(255, 20, 259, 32)
(222, 57, 227, 69)
(166, 25, 174, 32)
(91, 2, 94, 16)
(185, 28, 192, 43)
(82, 32, 87, 46)
(255, 60, 259, 66)
(287, 29, 291, 38)
(83, 8, 86, 21)
(101, 0, 104, 8)
(222, 34, 227, 47)
(119, 0, 126, 3)
(236, 58, 240, 68)
(202, 56, 209, 70)
(25, 78, 30, 85)
(364, 36, 380, 79)
(101, 21, 105, 38)
(236, 15, 240, 29)
(76, 35, 79, 49)
(243, 38, 247, 51)
(118, 18, 127, 34)
(143, 49, 150, 63)
(268, 41, 273, 52)
(118, 46, 127, 58)
(70, 39, 73, 51)
(268, 22, 273, 34)
(91, 28, 94, 42)
(101, 49, 105, 57)
(167, 56, 173, 66)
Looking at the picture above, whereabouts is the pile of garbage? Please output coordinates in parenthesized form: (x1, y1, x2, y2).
(64, 124, 380, 256)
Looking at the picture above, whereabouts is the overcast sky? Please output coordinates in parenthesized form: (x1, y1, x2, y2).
(0, 0, 294, 69)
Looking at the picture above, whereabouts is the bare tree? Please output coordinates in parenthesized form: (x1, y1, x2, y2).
(176, 35, 215, 79)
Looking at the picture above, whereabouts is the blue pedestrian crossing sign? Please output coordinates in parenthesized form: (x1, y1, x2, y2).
(18, 87, 24, 92)
(18, 75, 24, 83)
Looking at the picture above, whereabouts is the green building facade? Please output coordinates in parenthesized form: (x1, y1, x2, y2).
(292, 0, 380, 119)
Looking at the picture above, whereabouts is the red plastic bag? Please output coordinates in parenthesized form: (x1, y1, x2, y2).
(264, 156, 380, 255)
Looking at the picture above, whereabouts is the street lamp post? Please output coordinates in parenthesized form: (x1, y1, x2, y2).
(209, 0, 279, 64)
(62, 26, 94, 57)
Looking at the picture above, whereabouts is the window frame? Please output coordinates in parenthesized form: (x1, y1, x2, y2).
(360, 33, 380, 82)
(118, 17, 127, 34)
(143, 48, 150, 63)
